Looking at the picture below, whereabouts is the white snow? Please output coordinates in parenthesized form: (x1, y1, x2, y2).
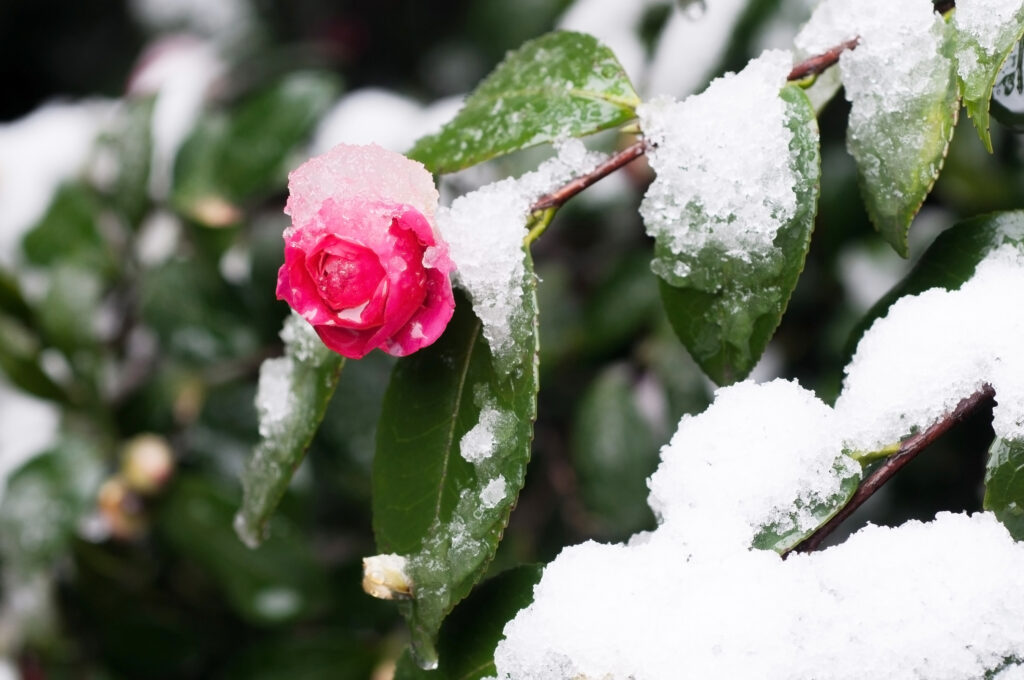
(953, 0, 1024, 90)
(312, 89, 463, 155)
(0, 381, 59, 505)
(479, 475, 507, 510)
(437, 139, 606, 368)
(649, 379, 856, 554)
(254, 358, 294, 440)
(954, 0, 1024, 58)
(837, 244, 1024, 451)
(254, 314, 333, 439)
(460, 406, 504, 463)
(278, 311, 331, 366)
(0, 101, 113, 267)
(128, 35, 225, 200)
(795, 0, 951, 207)
(129, 0, 255, 48)
(638, 50, 798, 284)
(495, 513, 1024, 680)
(493, 247, 1024, 679)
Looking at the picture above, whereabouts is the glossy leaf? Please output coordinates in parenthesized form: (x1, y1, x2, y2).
(954, 10, 1024, 151)
(234, 313, 343, 548)
(658, 85, 820, 385)
(571, 364, 658, 539)
(852, 27, 959, 257)
(845, 210, 1024, 360)
(408, 31, 640, 174)
(160, 474, 331, 625)
(984, 437, 1024, 540)
(173, 71, 339, 225)
(752, 461, 861, 553)
(373, 275, 539, 667)
(393, 565, 543, 680)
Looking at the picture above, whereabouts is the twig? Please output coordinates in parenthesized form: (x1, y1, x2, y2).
(528, 37, 864, 214)
(530, 141, 647, 212)
(784, 384, 996, 557)
(787, 37, 860, 81)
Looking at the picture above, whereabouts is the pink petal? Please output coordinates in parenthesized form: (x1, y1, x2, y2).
(314, 324, 379, 359)
(385, 267, 456, 356)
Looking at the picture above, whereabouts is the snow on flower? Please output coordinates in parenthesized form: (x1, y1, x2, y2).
(277, 143, 456, 359)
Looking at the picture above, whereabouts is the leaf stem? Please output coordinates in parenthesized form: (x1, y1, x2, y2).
(524, 207, 558, 245)
(783, 383, 996, 557)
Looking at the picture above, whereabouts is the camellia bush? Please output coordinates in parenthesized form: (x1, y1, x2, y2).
(5, 0, 1024, 677)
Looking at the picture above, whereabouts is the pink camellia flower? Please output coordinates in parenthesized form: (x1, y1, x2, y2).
(276, 143, 455, 358)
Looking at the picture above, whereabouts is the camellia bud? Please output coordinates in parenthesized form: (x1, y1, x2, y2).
(121, 433, 175, 495)
(362, 553, 413, 600)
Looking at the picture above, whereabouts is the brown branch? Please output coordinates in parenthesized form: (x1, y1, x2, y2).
(530, 140, 647, 212)
(787, 37, 860, 81)
(784, 384, 996, 557)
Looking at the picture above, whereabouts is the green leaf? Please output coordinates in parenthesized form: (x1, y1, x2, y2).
(984, 437, 1024, 540)
(159, 474, 331, 626)
(845, 210, 1024, 360)
(658, 85, 820, 385)
(408, 30, 640, 174)
(393, 565, 543, 680)
(373, 277, 539, 668)
(954, 9, 1024, 152)
(173, 71, 339, 225)
(752, 461, 861, 553)
(571, 364, 658, 539)
(852, 27, 959, 257)
(22, 183, 115, 279)
(234, 313, 343, 548)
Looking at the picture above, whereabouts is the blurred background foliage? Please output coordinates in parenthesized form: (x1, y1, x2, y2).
(0, 0, 1021, 677)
